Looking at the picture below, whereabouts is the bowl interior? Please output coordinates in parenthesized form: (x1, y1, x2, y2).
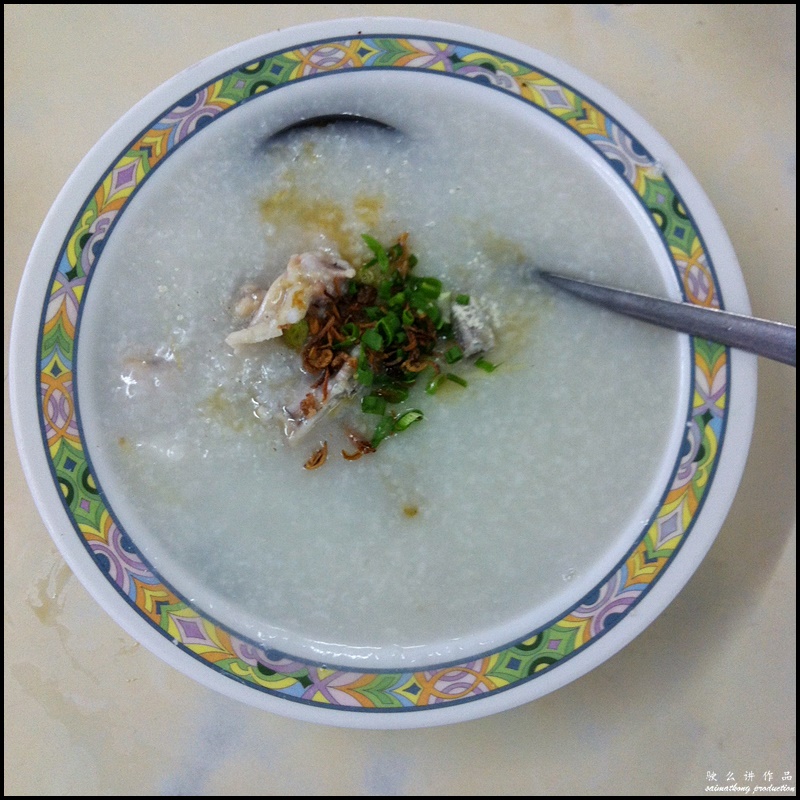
(17, 23, 744, 723)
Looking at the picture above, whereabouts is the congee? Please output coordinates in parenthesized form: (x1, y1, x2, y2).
(78, 82, 684, 666)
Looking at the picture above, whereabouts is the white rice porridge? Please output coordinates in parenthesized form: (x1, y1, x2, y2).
(78, 78, 684, 667)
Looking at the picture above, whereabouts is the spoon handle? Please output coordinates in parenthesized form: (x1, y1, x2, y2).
(538, 271, 796, 367)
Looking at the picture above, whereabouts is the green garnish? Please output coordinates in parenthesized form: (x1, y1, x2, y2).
(361, 328, 384, 351)
(334, 321, 360, 349)
(475, 357, 500, 373)
(369, 409, 424, 448)
(425, 373, 446, 395)
(361, 234, 390, 272)
(378, 279, 393, 300)
(370, 415, 396, 448)
(361, 395, 388, 415)
(414, 276, 442, 300)
(282, 319, 309, 351)
(377, 312, 401, 344)
(445, 345, 463, 364)
(376, 385, 409, 403)
(289, 234, 500, 460)
(395, 409, 424, 431)
(446, 373, 468, 388)
(356, 367, 375, 387)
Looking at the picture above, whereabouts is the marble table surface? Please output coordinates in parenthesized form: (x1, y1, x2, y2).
(5, 5, 795, 795)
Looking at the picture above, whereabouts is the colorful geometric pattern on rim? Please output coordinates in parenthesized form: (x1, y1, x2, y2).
(38, 35, 727, 713)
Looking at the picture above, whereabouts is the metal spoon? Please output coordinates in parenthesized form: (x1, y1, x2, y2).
(537, 271, 796, 366)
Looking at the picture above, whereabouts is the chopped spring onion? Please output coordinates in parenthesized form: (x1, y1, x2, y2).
(370, 415, 396, 448)
(444, 345, 463, 364)
(377, 312, 400, 344)
(411, 298, 441, 326)
(425, 373, 446, 395)
(376, 385, 409, 403)
(361, 234, 390, 272)
(356, 351, 375, 386)
(369, 409, 424, 448)
(361, 394, 388, 415)
(414, 276, 442, 299)
(282, 319, 309, 351)
(361, 328, 384, 351)
(475, 357, 500, 373)
(446, 373, 468, 388)
(334, 321, 359, 349)
(378, 279, 393, 300)
(395, 409, 424, 431)
(356, 367, 375, 387)
(409, 291, 429, 311)
(455, 293, 470, 305)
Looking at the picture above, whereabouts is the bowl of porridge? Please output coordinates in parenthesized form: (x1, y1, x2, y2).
(9, 18, 756, 727)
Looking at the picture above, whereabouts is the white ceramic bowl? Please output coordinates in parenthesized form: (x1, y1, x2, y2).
(10, 18, 756, 728)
